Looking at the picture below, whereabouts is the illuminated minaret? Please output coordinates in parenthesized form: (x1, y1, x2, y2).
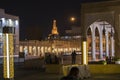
(51, 20, 59, 35)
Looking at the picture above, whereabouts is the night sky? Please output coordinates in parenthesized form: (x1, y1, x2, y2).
(0, 0, 107, 40)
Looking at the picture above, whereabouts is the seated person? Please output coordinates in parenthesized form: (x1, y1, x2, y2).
(60, 67, 79, 80)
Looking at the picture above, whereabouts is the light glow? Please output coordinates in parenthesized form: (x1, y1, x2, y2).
(9, 19, 13, 26)
(70, 17, 75, 22)
(3, 34, 14, 78)
(82, 41, 88, 65)
(1, 18, 5, 26)
(15, 20, 19, 27)
(6, 34, 10, 78)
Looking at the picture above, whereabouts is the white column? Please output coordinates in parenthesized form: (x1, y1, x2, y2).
(92, 26, 96, 61)
(105, 31, 109, 57)
(41, 47, 44, 56)
(1, 18, 6, 27)
(99, 30, 103, 60)
(15, 20, 19, 55)
(111, 36, 114, 57)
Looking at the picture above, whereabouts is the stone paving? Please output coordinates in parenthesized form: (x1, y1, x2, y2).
(14, 68, 120, 80)
(0, 60, 120, 80)
(0, 63, 120, 80)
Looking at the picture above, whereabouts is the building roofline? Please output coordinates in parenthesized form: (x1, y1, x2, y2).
(0, 8, 19, 20)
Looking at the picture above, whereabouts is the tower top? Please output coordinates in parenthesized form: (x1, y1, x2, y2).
(53, 20, 56, 23)
(51, 19, 59, 35)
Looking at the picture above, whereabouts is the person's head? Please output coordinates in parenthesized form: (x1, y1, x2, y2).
(68, 67, 79, 77)
(73, 50, 76, 52)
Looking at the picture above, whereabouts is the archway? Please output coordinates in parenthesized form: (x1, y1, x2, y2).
(95, 27, 100, 61)
(86, 21, 115, 61)
(87, 27, 92, 61)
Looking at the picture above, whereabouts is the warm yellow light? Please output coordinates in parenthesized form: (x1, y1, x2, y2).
(3, 34, 14, 78)
(82, 41, 88, 65)
(70, 17, 75, 22)
(6, 34, 10, 78)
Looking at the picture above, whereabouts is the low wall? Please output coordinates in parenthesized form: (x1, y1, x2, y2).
(89, 64, 120, 74)
(45, 64, 90, 79)
(46, 64, 120, 75)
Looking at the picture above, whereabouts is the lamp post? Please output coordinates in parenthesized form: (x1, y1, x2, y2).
(70, 17, 75, 22)
(70, 17, 76, 25)
(82, 40, 88, 65)
(3, 27, 15, 80)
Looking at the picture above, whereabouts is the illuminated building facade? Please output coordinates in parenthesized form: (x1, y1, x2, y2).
(19, 20, 81, 58)
(19, 39, 81, 57)
(0, 9, 19, 59)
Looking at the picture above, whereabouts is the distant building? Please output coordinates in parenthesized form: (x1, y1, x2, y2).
(20, 17, 115, 62)
(0, 9, 19, 59)
(19, 20, 81, 59)
(63, 26, 81, 40)
(65, 26, 81, 35)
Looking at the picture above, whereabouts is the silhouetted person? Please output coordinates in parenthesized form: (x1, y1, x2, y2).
(45, 54, 52, 64)
(60, 67, 79, 80)
(71, 50, 77, 64)
(49, 54, 52, 64)
(54, 55, 59, 64)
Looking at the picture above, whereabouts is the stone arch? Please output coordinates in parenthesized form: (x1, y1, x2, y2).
(86, 20, 115, 61)
(95, 27, 100, 60)
(87, 27, 92, 60)
(81, 1, 120, 63)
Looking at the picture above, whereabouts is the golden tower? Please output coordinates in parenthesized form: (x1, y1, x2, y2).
(51, 20, 59, 35)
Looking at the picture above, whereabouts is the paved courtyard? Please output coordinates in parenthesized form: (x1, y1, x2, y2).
(0, 63, 120, 80)
(14, 68, 120, 80)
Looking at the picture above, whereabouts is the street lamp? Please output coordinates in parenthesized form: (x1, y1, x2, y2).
(3, 26, 15, 80)
(70, 17, 76, 22)
(70, 17, 75, 21)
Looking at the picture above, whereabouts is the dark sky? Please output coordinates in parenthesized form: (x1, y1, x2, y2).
(0, 0, 106, 40)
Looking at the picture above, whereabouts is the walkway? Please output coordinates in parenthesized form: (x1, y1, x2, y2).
(0, 63, 120, 80)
